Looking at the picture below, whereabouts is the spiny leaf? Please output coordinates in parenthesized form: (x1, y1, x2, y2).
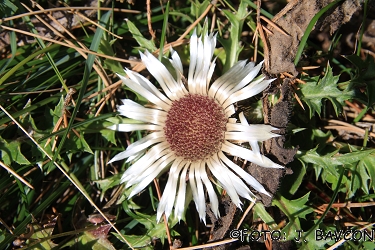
(298, 65, 355, 118)
(272, 193, 314, 240)
(61, 227, 115, 250)
(299, 148, 375, 170)
(0, 136, 30, 165)
(357, 156, 375, 193)
(94, 174, 122, 201)
(273, 193, 313, 220)
(28, 222, 58, 249)
(126, 20, 156, 52)
(115, 213, 178, 248)
(299, 148, 375, 195)
(346, 55, 375, 108)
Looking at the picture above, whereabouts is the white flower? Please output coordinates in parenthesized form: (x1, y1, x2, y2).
(108, 30, 283, 224)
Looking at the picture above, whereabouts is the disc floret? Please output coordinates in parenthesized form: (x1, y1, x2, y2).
(164, 94, 227, 161)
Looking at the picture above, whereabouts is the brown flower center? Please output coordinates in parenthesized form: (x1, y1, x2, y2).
(164, 94, 227, 161)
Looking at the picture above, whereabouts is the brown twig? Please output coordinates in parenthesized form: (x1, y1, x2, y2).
(236, 201, 256, 229)
(260, 16, 290, 37)
(256, 0, 270, 70)
(177, 2, 215, 41)
(153, 179, 173, 249)
(0, 25, 139, 65)
(0, 160, 34, 189)
(0, 6, 140, 23)
(325, 119, 375, 138)
(147, 0, 156, 40)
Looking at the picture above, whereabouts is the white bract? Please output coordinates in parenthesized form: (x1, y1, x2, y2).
(108, 30, 283, 224)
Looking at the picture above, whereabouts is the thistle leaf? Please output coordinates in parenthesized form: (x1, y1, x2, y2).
(298, 65, 354, 118)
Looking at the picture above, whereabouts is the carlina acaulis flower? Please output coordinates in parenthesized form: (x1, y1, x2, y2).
(108, 29, 283, 224)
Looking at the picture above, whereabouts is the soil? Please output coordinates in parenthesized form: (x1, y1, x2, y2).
(265, 0, 364, 75)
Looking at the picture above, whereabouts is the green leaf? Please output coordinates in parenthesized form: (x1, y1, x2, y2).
(126, 20, 157, 52)
(191, 0, 210, 18)
(273, 193, 314, 220)
(358, 156, 375, 193)
(64, 134, 94, 155)
(219, 0, 249, 72)
(99, 129, 117, 145)
(99, 39, 123, 74)
(51, 95, 65, 124)
(272, 193, 314, 240)
(0, 229, 5, 243)
(27, 223, 58, 249)
(253, 203, 277, 229)
(116, 213, 178, 248)
(94, 174, 122, 201)
(0, 0, 18, 17)
(346, 54, 375, 108)
(298, 64, 354, 118)
(299, 148, 375, 169)
(304, 224, 335, 249)
(299, 148, 375, 194)
(61, 229, 116, 250)
(0, 136, 30, 165)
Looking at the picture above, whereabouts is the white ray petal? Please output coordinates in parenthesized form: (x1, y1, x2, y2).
(188, 31, 216, 95)
(222, 141, 283, 169)
(206, 59, 216, 92)
(121, 142, 170, 182)
(108, 124, 162, 132)
(225, 131, 280, 142)
(208, 60, 247, 100)
(238, 112, 262, 162)
(126, 150, 175, 187)
(215, 62, 259, 104)
(225, 61, 263, 96)
(209, 33, 217, 57)
(116, 111, 166, 125)
(224, 104, 236, 117)
(156, 158, 184, 221)
(226, 123, 279, 141)
(140, 51, 184, 100)
(188, 162, 200, 211)
(118, 74, 170, 111)
(218, 151, 270, 196)
(125, 148, 146, 163)
(169, 48, 183, 73)
(188, 29, 198, 93)
(200, 161, 220, 218)
(107, 132, 165, 164)
(218, 161, 255, 202)
(194, 161, 207, 223)
(128, 152, 175, 198)
(169, 48, 188, 96)
(200, 33, 216, 95)
(207, 156, 241, 207)
(124, 68, 172, 105)
(222, 78, 274, 109)
(164, 160, 187, 219)
(174, 163, 190, 221)
(118, 99, 168, 117)
(194, 35, 205, 95)
(117, 99, 167, 124)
